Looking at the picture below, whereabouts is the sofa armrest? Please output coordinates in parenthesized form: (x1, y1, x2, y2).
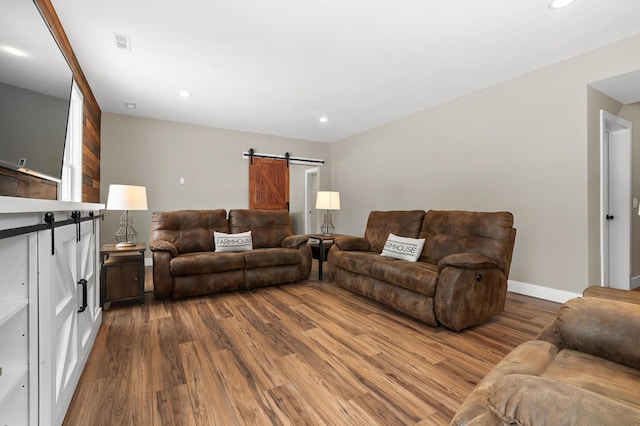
(151, 250, 173, 299)
(333, 236, 370, 252)
(281, 234, 309, 249)
(551, 297, 640, 370)
(435, 256, 507, 331)
(149, 239, 178, 257)
(438, 253, 499, 272)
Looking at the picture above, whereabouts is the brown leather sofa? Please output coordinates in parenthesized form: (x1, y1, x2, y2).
(149, 209, 312, 299)
(327, 210, 516, 331)
(450, 297, 640, 425)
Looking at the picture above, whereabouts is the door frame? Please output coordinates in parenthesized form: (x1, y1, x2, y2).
(600, 110, 633, 289)
(304, 168, 320, 234)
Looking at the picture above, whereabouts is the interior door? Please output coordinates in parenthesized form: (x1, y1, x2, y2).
(600, 110, 632, 289)
(249, 157, 289, 210)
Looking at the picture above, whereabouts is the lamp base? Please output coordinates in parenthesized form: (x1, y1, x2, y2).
(115, 242, 136, 248)
(114, 210, 138, 247)
(321, 210, 335, 236)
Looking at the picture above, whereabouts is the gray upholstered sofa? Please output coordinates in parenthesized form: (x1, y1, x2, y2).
(451, 297, 640, 425)
(150, 209, 312, 299)
(327, 210, 516, 330)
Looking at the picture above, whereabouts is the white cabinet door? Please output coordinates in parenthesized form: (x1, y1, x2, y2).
(76, 220, 100, 353)
(38, 219, 101, 426)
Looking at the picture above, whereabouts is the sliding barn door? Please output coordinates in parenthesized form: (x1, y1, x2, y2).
(249, 157, 289, 210)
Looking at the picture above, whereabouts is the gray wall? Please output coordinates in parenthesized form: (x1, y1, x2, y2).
(329, 33, 640, 296)
(100, 114, 331, 253)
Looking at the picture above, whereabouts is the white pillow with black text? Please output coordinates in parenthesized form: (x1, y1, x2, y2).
(214, 231, 253, 252)
(380, 233, 425, 262)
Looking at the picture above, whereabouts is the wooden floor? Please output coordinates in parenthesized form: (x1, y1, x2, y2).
(63, 263, 560, 425)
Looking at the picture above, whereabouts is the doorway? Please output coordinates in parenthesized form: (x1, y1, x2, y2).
(305, 168, 320, 234)
(600, 110, 633, 289)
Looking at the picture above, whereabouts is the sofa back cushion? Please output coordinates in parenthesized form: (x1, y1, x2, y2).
(150, 210, 229, 254)
(229, 209, 293, 249)
(419, 210, 515, 275)
(364, 210, 426, 253)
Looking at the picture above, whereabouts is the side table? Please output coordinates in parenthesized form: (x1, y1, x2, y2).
(100, 243, 146, 310)
(307, 234, 349, 280)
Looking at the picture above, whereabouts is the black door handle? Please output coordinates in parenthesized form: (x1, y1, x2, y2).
(606, 215, 614, 220)
(78, 279, 88, 313)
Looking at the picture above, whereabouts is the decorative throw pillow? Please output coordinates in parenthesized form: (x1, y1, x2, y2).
(214, 231, 253, 252)
(380, 233, 425, 262)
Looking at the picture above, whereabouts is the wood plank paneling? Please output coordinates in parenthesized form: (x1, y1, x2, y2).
(0, 1, 101, 202)
(63, 264, 561, 425)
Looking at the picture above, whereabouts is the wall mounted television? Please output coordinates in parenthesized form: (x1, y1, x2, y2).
(0, 0, 74, 183)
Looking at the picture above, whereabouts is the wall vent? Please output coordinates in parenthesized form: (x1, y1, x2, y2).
(114, 33, 131, 50)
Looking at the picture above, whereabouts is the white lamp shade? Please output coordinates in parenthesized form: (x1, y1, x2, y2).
(316, 191, 340, 210)
(106, 184, 148, 210)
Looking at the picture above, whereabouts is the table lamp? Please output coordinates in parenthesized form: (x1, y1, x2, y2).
(316, 191, 340, 236)
(106, 184, 148, 247)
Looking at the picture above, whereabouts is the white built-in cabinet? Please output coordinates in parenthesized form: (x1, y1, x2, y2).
(0, 197, 103, 426)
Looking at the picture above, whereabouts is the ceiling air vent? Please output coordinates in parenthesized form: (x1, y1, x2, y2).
(114, 33, 131, 50)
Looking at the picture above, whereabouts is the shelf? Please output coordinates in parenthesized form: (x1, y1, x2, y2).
(0, 365, 28, 405)
(0, 299, 28, 328)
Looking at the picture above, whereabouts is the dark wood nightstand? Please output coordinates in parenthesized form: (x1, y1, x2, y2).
(100, 243, 146, 310)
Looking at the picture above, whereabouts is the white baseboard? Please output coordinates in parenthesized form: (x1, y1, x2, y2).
(631, 275, 640, 290)
(508, 280, 581, 304)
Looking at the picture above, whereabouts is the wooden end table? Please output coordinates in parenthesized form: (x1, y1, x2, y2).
(100, 243, 146, 310)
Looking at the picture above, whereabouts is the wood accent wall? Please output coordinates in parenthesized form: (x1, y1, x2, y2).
(0, 0, 101, 202)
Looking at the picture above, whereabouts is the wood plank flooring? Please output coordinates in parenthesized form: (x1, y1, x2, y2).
(63, 263, 560, 425)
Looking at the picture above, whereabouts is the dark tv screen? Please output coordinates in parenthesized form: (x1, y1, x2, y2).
(0, 0, 73, 183)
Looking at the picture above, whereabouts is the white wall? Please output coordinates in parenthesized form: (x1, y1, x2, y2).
(330, 34, 640, 298)
(100, 113, 331, 252)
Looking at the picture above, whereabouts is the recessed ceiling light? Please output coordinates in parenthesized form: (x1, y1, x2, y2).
(319, 116, 328, 123)
(124, 101, 137, 109)
(549, 0, 576, 9)
(179, 91, 192, 98)
(1, 45, 28, 57)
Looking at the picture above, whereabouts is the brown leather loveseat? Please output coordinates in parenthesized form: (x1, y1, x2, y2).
(327, 210, 516, 330)
(451, 297, 640, 425)
(150, 209, 311, 299)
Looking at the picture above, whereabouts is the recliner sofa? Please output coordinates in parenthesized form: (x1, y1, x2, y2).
(451, 297, 640, 425)
(150, 209, 311, 299)
(327, 210, 516, 330)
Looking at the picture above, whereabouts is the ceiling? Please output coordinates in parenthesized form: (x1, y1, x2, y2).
(49, 0, 640, 143)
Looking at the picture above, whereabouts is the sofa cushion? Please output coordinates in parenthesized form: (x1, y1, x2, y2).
(364, 210, 425, 253)
(214, 231, 253, 252)
(419, 210, 514, 273)
(243, 248, 302, 269)
(170, 252, 245, 276)
(541, 349, 640, 410)
(229, 209, 293, 248)
(380, 233, 425, 262)
(488, 375, 640, 426)
(151, 209, 229, 254)
(370, 260, 438, 296)
(330, 251, 390, 276)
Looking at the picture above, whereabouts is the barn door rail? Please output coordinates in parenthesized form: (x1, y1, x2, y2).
(0, 212, 104, 255)
(243, 149, 324, 166)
